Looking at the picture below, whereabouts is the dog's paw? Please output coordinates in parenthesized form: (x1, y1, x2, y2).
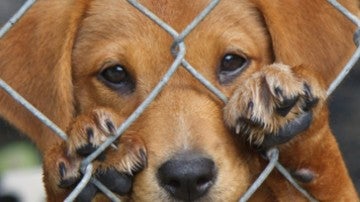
(224, 63, 325, 148)
(45, 108, 147, 200)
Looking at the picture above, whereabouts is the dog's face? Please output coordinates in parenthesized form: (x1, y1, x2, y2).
(0, 0, 358, 200)
(72, 0, 272, 200)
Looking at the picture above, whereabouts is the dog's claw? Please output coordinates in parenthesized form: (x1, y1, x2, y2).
(302, 83, 319, 111)
(58, 165, 80, 189)
(110, 143, 118, 150)
(59, 162, 66, 179)
(140, 149, 147, 167)
(106, 120, 116, 134)
(235, 123, 241, 135)
(86, 127, 94, 141)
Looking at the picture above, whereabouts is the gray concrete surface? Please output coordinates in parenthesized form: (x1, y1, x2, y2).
(0, 0, 359, 197)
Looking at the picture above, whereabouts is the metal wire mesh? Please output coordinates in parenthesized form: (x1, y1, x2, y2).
(0, 0, 359, 201)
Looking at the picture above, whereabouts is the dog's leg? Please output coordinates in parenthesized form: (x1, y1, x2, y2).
(223, 63, 357, 200)
(42, 108, 147, 201)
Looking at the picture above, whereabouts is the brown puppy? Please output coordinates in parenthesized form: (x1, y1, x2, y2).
(0, 0, 359, 201)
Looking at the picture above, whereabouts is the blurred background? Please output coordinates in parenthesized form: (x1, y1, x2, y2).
(0, 1, 359, 201)
(0, 2, 44, 202)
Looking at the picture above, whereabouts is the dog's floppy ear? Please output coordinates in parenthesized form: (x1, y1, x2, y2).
(0, 1, 89, 150)
(253, 0, 359, 86)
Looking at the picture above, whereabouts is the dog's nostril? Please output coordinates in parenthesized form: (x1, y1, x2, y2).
(167, 179, 181, 191)
(157, 152, 217, 201)
(197, 175, 212, 188)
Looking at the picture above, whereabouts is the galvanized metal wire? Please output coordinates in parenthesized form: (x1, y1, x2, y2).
(275, 162, 318, 202)
(0, 79, 68, 141)
(0, 0, 120, 200)
(326, 0, 360, 96)
(327, 0, 360, 27)
(0, 0, 358, 201)
(64, 164, 94, 202)
(91, 178, 122, 202)
(0, 0, 36, 37)
(239, 148, 279, 202)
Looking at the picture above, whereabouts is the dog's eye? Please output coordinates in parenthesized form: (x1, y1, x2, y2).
(99, 64, 135, 94)
(101, 65, 127, 83)
(218, 53, 249, 84)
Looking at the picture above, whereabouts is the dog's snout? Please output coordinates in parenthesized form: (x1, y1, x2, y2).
(157, 152, 217, 201)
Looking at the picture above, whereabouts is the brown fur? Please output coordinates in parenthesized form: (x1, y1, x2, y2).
(0, 0, 359, 201)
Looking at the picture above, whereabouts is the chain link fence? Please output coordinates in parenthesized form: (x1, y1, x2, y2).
(0, 0, 359, 201)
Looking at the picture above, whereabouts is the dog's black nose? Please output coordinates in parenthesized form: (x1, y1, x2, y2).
(157, 152, 217, 201)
